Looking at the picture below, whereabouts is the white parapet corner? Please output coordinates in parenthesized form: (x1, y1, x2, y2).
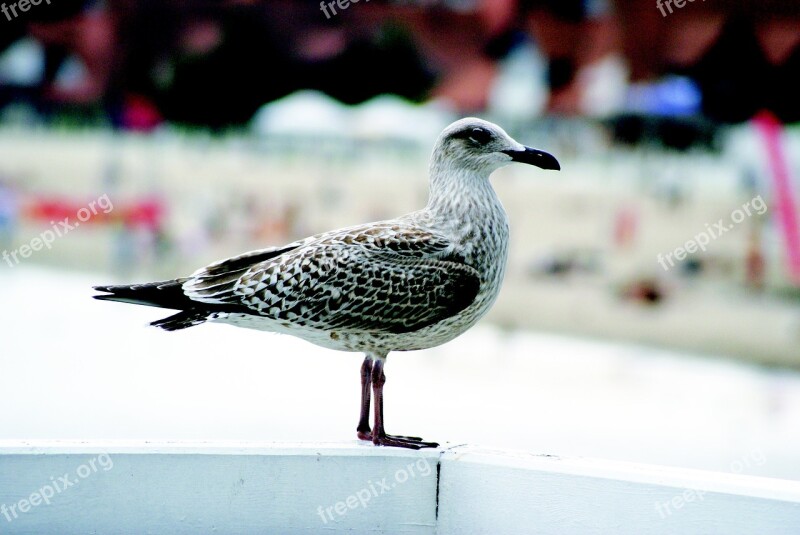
(1, 441, 799, 534)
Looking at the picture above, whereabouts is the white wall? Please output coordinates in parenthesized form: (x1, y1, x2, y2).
(2, 442, 799, 534)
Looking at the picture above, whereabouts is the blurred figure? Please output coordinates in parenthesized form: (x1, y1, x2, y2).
(0, 0, 798, 125)
(0, 179, 19, 251)
(0, 0, 117, 111)
(113, 0, 433, 127)
(363, 0, 520, 111)
(523, 0, 619, 115)
(613, 0, 800, 122)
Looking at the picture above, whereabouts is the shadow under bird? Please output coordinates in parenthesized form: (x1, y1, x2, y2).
(93, 118, 560, 449)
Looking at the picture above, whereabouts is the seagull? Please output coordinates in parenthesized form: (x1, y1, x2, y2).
(93, 118, 560, 449)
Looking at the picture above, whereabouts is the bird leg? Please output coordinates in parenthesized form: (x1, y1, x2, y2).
(356, 355, 373, 440)
(357, 357, 438, 450)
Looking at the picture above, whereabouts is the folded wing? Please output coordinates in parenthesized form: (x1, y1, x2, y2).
(184, 223, 481, 334)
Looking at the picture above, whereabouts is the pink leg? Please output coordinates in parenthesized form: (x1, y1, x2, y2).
(356, 355, 373, 441)
(366, 358, 438, 450)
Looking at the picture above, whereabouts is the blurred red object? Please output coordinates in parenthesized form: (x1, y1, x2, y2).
(24, 196, 164, 231)
(124, 197, 164, 229)
(121, 94, 163, 132)
(754, 111, 800, 285)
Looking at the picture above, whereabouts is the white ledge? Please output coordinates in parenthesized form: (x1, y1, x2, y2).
(1, 441, 799, 534)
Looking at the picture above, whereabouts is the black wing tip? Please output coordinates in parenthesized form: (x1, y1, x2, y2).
(150, 310, 209, 331)
(91, 285, 136, 303)
(150, 318, 184, 331)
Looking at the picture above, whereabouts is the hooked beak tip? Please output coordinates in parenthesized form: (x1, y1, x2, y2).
(502, 147, 561, 171)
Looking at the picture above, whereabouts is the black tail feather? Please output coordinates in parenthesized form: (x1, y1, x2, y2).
(92, 279, 191, 309)
(93, 278, 213, 331)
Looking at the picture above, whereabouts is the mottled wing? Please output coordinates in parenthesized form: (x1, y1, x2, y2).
(186, 223, 481, 334)
(183, 241, 306, 304)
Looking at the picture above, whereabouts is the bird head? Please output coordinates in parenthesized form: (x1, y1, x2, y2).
(434, 118, 560, 174)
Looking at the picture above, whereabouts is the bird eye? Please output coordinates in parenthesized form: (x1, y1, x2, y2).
(468, 127, 493, 145)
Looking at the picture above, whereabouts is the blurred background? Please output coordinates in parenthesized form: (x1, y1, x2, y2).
(1, 0, 799, 480)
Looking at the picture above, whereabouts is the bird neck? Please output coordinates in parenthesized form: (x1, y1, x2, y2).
(424, 157, 510, 280)
(425, 159, 503, 223)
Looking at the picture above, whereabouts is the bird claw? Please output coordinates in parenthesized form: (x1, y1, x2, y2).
(358, 431, 439, 450)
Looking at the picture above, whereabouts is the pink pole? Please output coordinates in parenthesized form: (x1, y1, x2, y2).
(754, 111, 800, 286)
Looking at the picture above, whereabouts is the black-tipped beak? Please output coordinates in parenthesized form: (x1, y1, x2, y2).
(502, 147, 561, 171)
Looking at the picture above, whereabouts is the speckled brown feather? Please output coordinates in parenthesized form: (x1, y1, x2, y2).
(182, 223, 481, 334)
